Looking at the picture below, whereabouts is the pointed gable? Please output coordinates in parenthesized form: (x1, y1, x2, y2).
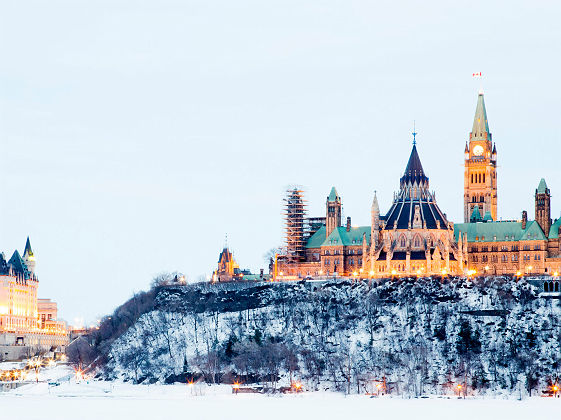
(321, 226, 371, 247)
(470, 206, 483, 222)
(521, 221, 546, 241)
(8, 250, 30, 278)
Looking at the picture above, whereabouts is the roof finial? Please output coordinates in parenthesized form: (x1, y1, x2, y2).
(412, 120, 417, 146)
(224, 233, 228, 249)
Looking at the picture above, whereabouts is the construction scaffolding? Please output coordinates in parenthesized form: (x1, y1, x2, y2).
(283, 188, 307, 264)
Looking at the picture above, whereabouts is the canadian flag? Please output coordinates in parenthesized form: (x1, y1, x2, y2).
(472, 72, 482, 78)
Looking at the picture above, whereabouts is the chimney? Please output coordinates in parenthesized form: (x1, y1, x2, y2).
(521, 211, 527, 230)
(346, 217, 351, 232)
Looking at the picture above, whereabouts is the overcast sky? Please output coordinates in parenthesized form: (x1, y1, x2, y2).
(1, 1, 560, 324)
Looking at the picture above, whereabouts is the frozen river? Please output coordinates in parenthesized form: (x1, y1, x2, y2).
(2, 380, 560, 420)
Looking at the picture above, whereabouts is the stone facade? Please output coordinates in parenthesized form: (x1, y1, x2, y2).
(274, 91, 559, 280)
(0, 239, 69, 360)
(464, 93, 498, 223)
(275, 143, 466, 279)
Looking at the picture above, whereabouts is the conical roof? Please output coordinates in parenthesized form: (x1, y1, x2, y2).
(327, 187, 339, 202)
(471, 93, 490, 138)
(8, 250, 29, 278)
(23, 236, 34, 258)
(400, 144, 428, 186)
(537, 178, 548, 194)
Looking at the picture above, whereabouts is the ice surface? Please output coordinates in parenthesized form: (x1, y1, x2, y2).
(2, 366, 559, 420)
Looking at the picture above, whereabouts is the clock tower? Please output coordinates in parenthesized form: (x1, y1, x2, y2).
(464, 92, 497, 222)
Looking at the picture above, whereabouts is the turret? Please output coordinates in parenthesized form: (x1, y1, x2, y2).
(326, 187, 342, 237)
(23, 237, 36, 274)
(535, 178, 551, 237)
(371, 192, 380, 247)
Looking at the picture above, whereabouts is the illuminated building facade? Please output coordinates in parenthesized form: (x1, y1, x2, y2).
(212, 247, 270, 282)
(463, 93, 498, 223)
(455, 179, 561, 276)
(0, 238, 68, 360)
(273, 91, 560, 280)
(275, 142, 467, 279)
(454, 93, 561, 277)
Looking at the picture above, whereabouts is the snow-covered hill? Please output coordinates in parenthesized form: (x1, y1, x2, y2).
(90, 278, 561, 397)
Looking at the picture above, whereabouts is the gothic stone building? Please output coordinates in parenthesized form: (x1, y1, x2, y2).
(274, 91, 558, 280)
(454, 93, 561, 276)
(275, 143, 467, 279)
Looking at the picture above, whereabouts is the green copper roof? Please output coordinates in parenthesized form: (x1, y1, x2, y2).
(454, 220, 546, 242)
(537, 178, 548, 194)
(8, 250, 30, 278)
(483, 211, 493, 222)
(470, 206, 482, 222)
(549, 218, 561, 239)
(306, 226, 326, 248)
(322, 226, 371, 247)
(472, 93, 490, 137)
(327, 187, 339, 202)
(306, 225, 371, 248)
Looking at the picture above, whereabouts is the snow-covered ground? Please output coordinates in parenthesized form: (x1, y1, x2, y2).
(1, 365, 560, 420)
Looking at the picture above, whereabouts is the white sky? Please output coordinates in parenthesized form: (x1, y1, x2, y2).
(1, 0, 560, 323)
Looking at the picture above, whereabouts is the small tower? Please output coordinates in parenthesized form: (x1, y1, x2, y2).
(464, 92, 498, 222)
(535, 178, 551, 237)
(326, 187, 342, 237)
(371, 191, 380, 247)
(23, 236, 36, 274)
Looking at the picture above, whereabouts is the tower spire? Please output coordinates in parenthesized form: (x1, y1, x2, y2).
(412, 121, 417, 145)
(471, 93, 490, 140)
(23, 236, 34, 258)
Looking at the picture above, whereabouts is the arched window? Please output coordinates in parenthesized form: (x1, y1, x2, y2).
(483, 174, 486, 183)
(400, 235, 406, 248)
(414, 235, 421, 248)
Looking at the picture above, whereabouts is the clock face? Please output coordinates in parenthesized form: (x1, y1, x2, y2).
(473, 145, 484, 156)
